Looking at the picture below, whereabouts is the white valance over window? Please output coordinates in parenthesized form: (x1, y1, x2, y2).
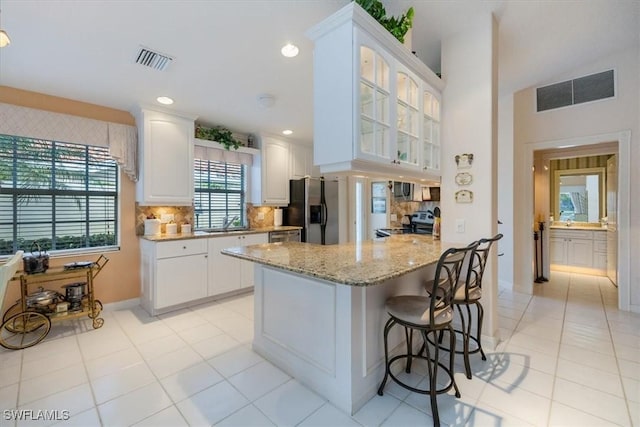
(0, 102, 138, 181)
(194, 144, 253, 166)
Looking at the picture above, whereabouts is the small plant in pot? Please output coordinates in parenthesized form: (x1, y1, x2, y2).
(195, 124, 242, 150)
(354, 0, 414, 43)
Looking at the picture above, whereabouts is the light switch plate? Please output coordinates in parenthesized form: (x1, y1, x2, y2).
(390, 214, 397, 221)
(257, 212, 265, 220)
(456, 219, 465, 233)
(160, 213, 174, 224)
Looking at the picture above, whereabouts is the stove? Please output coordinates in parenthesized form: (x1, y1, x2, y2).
(375, 209, 437, 238)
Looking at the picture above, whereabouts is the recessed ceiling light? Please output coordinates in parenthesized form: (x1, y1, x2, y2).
(0, 30, 11, 48)
(281, 43, 299, 58)
(157, 96, 174, 105)
(282, 130, 293, 135)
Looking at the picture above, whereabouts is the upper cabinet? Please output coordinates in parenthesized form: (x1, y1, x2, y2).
(134, 107, 197, 206)
(251, 136, 291, 206)
(307, 2, 443, 181)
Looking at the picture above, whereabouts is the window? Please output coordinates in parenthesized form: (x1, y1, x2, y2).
(0, 135, 118, 256)
(193, 157, 245, 230)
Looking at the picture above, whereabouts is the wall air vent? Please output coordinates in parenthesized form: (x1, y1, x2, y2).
(536, 70, 614, 112)
(134, 46, 173, 71)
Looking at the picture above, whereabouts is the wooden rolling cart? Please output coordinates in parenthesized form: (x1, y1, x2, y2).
(0, 254, 109, 350)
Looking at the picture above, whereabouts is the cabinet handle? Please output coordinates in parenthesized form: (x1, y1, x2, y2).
(183, 246, 186, 249)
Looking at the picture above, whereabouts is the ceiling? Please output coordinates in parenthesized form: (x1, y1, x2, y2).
(1, 1, 638, 144)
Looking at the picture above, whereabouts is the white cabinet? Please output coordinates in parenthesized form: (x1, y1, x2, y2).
(307, 2, 443, 181)
(135, 107, 197, 206)
(549, 229, 607, 273)
(208, 233, 268, 295)
(251, 136, 290, 206)
(290, 143, 313, 179)
(140, 238, 208, 315)
(593, 232, 608, 271)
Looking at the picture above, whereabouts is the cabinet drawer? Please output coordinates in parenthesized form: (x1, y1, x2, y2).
(550, 230, 592, 240)
(594, 240, 607, 253)
(157, 239, 207, 259)
(593, 231, 607, 241)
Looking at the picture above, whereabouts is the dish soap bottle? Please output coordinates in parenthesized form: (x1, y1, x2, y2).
(433, 217, 441, 240)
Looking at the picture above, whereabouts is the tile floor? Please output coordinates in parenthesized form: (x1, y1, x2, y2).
(0, 271, 638, 426)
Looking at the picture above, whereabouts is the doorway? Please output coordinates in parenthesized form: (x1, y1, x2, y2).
(517, 131, 631, 311)
(533, 146, 618, 287)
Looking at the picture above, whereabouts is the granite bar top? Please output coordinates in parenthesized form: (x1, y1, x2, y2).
(140, 226, 302, 242)
(222, 234, 442, 287)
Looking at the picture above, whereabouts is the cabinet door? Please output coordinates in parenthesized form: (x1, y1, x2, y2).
(396, 67, 420, 169)
(137, 109, 194, 206)
(549, 237, 567, 265)
(156, 254, 207, 309)
(567, 239, 593, 267)
(357, 40, 392, 163)
(422, 90, 440, 172)
(208, 236, 242, 295)
(261, 138, 290, 205)
(290, 144, 312, 179)
(240, 233, 269, 288)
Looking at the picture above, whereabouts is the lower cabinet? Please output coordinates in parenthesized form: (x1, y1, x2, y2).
(208, 233, 269, 295)
(140, 238, 208, 315)
(140, 232, 269, 315)
(549, 229, 606, 273)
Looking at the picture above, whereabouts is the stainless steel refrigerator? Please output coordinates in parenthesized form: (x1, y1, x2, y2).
(285, 177, 339, 245)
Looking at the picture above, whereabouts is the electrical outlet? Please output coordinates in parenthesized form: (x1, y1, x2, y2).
(160, 213, 174, 224)
(257, 212, 265, 220)
(456, 219, 465, 233)
(390, 214, 397, 221)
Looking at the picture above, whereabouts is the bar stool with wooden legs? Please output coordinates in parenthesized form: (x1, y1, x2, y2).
(377, 242, 478, 427)
(431, 234, 503, 379)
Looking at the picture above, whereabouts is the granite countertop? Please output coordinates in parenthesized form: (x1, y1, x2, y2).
(140, 225, 302, 242)
(222, 234, 442, 287)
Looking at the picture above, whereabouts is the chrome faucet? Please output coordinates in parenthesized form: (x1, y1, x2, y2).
(222, 215, 239, 230)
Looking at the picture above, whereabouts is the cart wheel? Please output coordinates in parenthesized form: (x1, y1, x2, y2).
(3, 305, 43, 334)
(0, 312, 51, 350)
(92, 317, 104, 329)
(88, 300, 103, 319)
(2, 303, 22, 323)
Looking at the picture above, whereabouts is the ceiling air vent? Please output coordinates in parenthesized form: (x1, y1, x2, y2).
(536, 70, 614, 112)
(134, 46, 173, 71)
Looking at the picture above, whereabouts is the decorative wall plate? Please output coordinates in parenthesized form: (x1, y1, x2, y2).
(455, 172, 472, 186)
(455, 189, 473, 203)
(455, 153, 474, 169)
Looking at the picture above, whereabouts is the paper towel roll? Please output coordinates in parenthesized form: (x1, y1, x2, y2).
(274, 208, 283, 227)
(165, 223, 178, 235)
(144, 219, 161, 236)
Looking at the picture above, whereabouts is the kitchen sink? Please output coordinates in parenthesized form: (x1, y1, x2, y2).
(199, 227, 250, 233)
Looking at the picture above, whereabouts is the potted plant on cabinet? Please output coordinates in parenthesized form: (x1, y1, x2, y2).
(195, 124, 242, 150)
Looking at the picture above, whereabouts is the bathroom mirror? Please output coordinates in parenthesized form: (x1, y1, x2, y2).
(553, 167, 605, 223)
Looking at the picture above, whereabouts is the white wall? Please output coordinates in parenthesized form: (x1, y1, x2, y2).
(498, 94, 515, 288)
(513, 47, 640, 310)
(441, 14, 499, 339)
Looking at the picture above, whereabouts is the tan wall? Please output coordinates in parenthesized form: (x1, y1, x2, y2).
(0, 86, 140, 311)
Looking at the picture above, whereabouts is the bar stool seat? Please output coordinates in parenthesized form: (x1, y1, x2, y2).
(377, 243, 478, 427)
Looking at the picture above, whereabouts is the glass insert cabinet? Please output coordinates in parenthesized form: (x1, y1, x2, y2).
(308, 2, 443, 181)
(357, 37, 441, 173)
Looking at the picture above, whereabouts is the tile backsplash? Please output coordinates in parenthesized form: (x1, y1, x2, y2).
(135, 203, 275, 235)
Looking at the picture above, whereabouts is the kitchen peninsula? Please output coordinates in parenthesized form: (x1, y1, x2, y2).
(222, 235, 442, 414)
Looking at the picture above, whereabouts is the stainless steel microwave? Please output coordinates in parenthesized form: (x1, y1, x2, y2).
(393, 182, 413, 200)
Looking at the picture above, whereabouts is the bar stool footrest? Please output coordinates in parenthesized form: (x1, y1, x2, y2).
(383, 354, 460, 397)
